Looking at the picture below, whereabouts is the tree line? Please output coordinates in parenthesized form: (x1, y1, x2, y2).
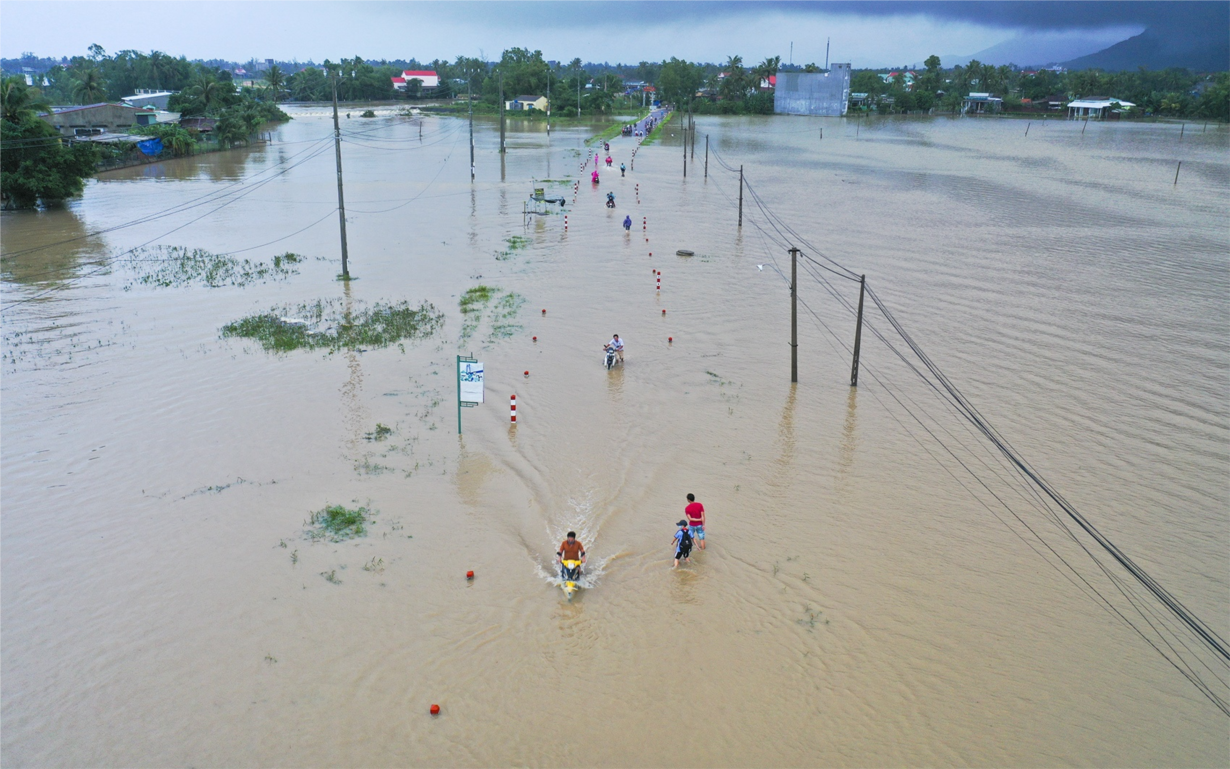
(850, 56, 1229, 120)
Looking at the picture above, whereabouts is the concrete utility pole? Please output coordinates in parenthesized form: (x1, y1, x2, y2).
(704, 134, 708, 178)
(546, 73, 551, 134)
(790, 248, 799, 383)
(738, 165, 743, 228)
(683, 113, 687, 178)
(577, 69, 582, 117)
(331, 76, 350, 280)
(468, 77, 475, 180)
(499, 72, 506, 153)
(850, 275, 866, 386)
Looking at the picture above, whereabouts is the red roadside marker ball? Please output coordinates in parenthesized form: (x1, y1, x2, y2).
(662, 309, 667, 315)
(466, 571, 474, 579)
(430, 704, 441, 715)
(524, 370, 529, 376)
(669, 337, 673, 342)
(532, 336, 538, 341)
(541, 309, 546, 315)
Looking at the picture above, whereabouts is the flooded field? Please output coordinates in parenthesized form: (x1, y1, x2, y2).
(3, 108, 1228, 767)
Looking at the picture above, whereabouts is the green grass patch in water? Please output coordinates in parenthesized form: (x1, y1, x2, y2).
(221, 298, 443, 353)
(307, 504, 370, 542)
(126, 246, 304, 288)
(459, 285, 524, 343)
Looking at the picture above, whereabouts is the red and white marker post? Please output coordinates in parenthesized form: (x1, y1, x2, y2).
(510, 394, 517, 423)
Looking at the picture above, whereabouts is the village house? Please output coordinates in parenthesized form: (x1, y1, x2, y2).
(962, 92, 1003, 114)
(504, 95, 549, 111)
(39, 103, 149, 136)
(391, 70, 440, 92)
(121, 89, 176, 111)
(1067, 97, 1136, 119)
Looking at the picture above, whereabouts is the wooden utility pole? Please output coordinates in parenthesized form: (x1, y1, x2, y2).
(738, 165, 743, 228)
(683, 114, 687, 178)
(499, 72, 506, 153)
(704, 134, 708, 178)
(546, 73, 551, 134)
(790, 248, 799, 383)
(331, 76, 350, 280)
(850, 275, 866, 386)
(690, 112, 695, 160)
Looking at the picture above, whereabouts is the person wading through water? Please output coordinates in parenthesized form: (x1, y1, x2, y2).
(685, 493, 706, 550)
(672, 519, 693, 568)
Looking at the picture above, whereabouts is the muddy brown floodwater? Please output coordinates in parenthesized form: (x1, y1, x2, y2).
(3, 108, 1228, 767)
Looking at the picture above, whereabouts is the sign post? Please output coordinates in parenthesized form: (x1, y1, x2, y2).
(457, 355, 483, 433)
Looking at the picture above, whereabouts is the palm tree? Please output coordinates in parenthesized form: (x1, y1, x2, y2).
(185, 73, 227, 114)
(72, 67, 107, 104)
(265, 64, 285, 102)
(752, 56, 781, 89)
(1, 76, 52, 123)
(720, 55, 747, 101)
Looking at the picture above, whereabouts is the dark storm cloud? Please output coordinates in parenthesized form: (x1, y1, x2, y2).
(411, 1, 1226, 31)
(816, 1, 1230, 30)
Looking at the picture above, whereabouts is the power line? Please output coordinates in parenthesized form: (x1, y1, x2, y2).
(720, 146, 1230, 714)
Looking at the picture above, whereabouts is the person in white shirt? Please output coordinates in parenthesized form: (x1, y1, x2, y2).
(603, 334, 624, 364)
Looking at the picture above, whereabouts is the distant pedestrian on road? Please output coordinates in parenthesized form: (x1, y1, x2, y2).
(673, 519, 694, 568)
(620, 163, 626, 177)
(685, 493, 706, 550)
(623, 215, 632, 231)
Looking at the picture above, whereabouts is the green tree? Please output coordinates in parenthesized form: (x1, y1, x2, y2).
(719, 55, 747, 101)
(657, 57, 703, 107)
(72, 67, 107, 104)
(180, 72, 235, 115)
(1, 115, 98, 209)
(288, 66, 328, 101)
(264, 64, 285, 101)
(751, 56, 780, 89)
(1, 75, 51, 123)
(1196, 73, 1230, 121)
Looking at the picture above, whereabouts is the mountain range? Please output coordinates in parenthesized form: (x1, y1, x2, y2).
(930, 4, 1229, 71)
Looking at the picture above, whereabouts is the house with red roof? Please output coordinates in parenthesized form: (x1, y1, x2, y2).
(391, 70, 440, 92)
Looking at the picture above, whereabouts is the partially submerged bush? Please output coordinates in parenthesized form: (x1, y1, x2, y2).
(307, 504, 370, 542)
(221, 298, 444, 353)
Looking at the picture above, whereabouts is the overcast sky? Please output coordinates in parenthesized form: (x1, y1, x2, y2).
(1, 1, 1217, 68)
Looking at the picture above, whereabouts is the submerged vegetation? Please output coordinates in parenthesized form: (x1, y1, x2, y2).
(459, 285, 525, 342)
(126, 246, 303, 288)
(495, 235, 531, 261)
(221, 298, 444, 353)
(306, 504, 371, 542)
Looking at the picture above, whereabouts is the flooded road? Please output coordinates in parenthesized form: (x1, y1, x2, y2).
(3, 109, 1228, 766)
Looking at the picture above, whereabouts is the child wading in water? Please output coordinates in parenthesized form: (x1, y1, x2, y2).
(672, 519, 694, 568)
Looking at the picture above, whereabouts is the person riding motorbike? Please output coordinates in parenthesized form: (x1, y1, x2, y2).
(603, 334, 624, 365)
(558, 531, 586, 579)
(606, 191, 616, 208)
(592, 169, 600, 184)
